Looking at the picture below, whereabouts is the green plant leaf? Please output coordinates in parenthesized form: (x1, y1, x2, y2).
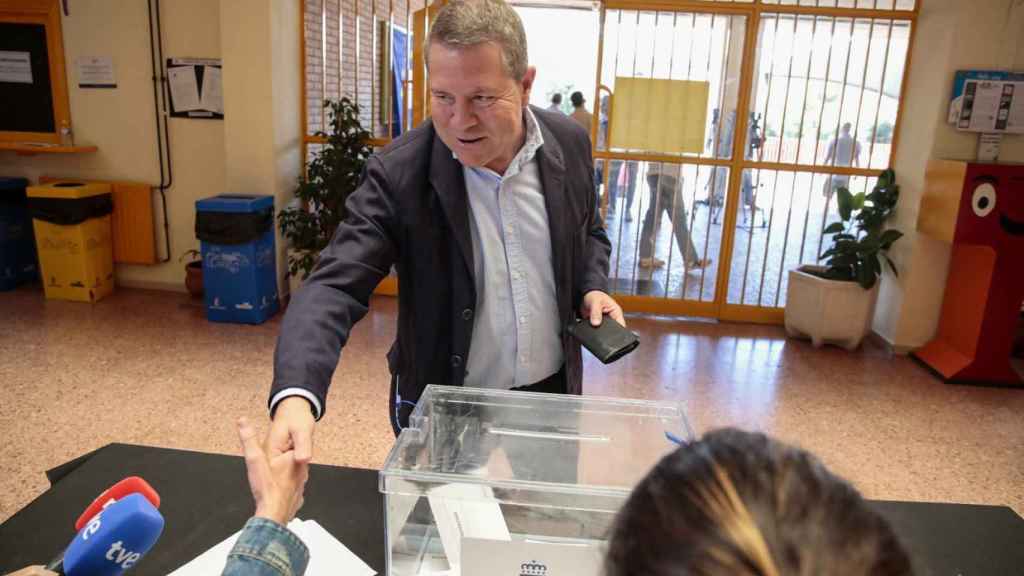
(837, 187, 854, 222)
(853, 192, 866, 211)
(878, 168, 895, 188)
(879, 229, 904, 249)
(857, 260, 875, 289)
(823, 222, 846, 234)
(279, 97, 371, 279)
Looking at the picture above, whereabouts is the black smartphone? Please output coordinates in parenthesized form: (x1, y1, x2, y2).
(566, 316, 640, 364)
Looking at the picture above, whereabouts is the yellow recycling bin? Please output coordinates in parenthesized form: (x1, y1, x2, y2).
(27, 181, 115, 303)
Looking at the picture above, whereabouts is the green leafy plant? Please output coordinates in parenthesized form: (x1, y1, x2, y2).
(818, 168, 903, 290)
(279, 98, 372, 281)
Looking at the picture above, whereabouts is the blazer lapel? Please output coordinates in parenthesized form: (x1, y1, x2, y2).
(428, 131, 475, 280)
(535, 116, 571, 317)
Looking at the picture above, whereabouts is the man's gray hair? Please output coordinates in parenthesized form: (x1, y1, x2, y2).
(427, 0, 529, 81)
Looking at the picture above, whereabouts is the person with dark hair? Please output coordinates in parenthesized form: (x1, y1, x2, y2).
(548, 92, 563, 113)
(269, 0, 620, 456)
(569, 91, 592, 131)
(606, 428, 914, 576)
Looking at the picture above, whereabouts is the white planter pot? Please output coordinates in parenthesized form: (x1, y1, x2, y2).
(784, 266, 880, 351)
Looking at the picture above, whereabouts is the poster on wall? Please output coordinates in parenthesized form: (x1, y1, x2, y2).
(166, 58, 223, 119)
(948, 70, 1024, 134)
(76, 56, 116, 88)
(0, 50, 33, 84)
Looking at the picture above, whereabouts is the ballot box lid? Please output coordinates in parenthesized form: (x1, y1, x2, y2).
(380, 386, 692, 504)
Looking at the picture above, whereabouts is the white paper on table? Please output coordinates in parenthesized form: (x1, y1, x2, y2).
(200, 65, 223, 114)
(168, 65, 201, 112)
(427, 483, 511, 572)
(166, 525, 243, 576)
(0, 51, 33, 84)
(167, 518, 376, 576)
(299, 519, 376, 576)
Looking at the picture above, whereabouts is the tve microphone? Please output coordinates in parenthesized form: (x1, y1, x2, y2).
(74, 477, 161, 531)
(50, 493, 165, 576)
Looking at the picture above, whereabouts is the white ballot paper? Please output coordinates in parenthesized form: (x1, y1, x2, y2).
(427, 483, 511, 574)
(168, 518, 376, 576)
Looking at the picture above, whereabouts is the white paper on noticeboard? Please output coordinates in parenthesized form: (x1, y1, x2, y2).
(168, 65, 201, 112)
(951, 77, 1024, 134)
(75, 56, 116, 88)
(200, 65, 223, 114)
(0, 51, 33, 84)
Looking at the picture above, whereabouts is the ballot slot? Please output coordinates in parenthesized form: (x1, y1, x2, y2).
(380, 386, 691, 576)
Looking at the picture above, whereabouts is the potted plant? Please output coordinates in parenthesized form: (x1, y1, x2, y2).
(180, 249, 203, 298)
(785, 169, 903, 350)
(279, 97, 372, 296)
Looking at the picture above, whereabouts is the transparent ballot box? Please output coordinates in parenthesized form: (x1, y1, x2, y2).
(379, 385, 692, 576)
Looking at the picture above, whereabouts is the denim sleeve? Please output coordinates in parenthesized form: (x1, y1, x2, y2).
(221, 517, 310, 576)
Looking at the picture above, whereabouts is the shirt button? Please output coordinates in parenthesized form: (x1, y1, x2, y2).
(519, 316, 526, 324)
(451, 354, 463, 368)
(462, 308, 473, 321)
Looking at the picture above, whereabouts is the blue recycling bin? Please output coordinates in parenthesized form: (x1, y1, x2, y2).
(195, 194, 279, 324)
(0, 177, 38, 291)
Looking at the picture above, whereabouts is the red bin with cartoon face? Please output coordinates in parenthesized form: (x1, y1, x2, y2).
(915, 160, 1024, 386)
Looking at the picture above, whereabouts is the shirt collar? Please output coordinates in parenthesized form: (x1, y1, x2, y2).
(459, 107, 545, 180)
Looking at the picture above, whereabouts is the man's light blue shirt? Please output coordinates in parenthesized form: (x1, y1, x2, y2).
(463, 108, 563, 389)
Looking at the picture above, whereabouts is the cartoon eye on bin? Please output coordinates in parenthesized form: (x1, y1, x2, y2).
(972, 182, 997, 218)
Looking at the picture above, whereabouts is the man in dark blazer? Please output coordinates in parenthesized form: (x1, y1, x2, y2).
(267, 0, 623, 461)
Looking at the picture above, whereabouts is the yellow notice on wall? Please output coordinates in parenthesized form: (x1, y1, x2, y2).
(609, 78, 710, 154)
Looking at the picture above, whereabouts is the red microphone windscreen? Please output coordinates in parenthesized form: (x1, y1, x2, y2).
(74, 476, 161, 531)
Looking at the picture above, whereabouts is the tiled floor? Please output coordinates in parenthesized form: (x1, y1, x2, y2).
(1, 286, 1022, 524)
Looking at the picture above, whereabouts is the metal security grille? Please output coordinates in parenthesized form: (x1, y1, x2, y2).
(300, 0, 919, 322)
(594, 0, 916, 322)
(302, 0, 425, 153)
(595, 10, 746, 310)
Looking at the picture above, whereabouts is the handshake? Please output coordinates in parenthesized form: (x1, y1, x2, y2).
(6, 417, 310, 576)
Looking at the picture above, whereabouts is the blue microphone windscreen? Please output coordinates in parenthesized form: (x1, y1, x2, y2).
(63, 493, 165, 576)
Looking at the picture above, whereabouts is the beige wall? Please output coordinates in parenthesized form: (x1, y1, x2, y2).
(220, 0, 302, 296)
(0, 0, 226, 291)
(0, 0, 303, 293)
(874, 0, 1024, 350)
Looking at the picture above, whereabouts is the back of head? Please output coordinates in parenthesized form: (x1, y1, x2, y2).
(571, 91, 585, 108)
(551, 93, 562, 105)
(427, 0, 528, 81)
(605, 428, 913, 576)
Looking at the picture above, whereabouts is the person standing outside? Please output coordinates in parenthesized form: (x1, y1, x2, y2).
(548, 93, 563, 113)
(569, 91, 592, 131)
(822, 122, 863, 208)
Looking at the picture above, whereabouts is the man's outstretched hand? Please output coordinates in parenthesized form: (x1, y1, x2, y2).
(266, 397, 316, 463)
